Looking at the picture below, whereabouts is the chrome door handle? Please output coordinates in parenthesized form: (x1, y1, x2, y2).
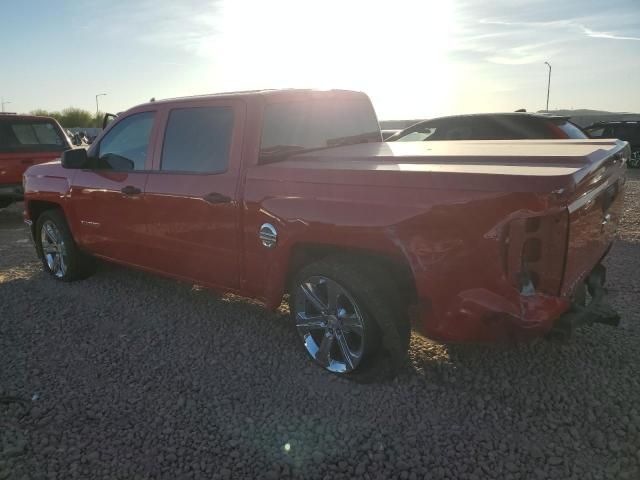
(203, 192, 232, 204)
(121, 185, 142, 196)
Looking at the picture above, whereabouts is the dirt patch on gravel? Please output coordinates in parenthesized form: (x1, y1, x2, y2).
(1, 171, 639, 479)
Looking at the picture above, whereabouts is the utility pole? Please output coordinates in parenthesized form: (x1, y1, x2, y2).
(1, 98, 11, 113)
(95, 93, 107, 116)
(544, 62, 552, 112)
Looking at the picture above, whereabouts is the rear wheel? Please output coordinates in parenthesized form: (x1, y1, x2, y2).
(629, 150, 640, 168)
(35, 209, 94, 281)
(290, 256, 410, 381)
(0, 199, 13, 209)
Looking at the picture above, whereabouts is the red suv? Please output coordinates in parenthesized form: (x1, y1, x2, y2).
(0, 114, 71, 208)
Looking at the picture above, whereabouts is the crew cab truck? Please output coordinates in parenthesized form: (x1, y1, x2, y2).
(22, 89, 628, 380)
(1, 114, 71, 208)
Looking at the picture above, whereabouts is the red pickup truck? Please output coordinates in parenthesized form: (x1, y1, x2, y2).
(22, 89, 628, 380)
(1, 114, 71, 208)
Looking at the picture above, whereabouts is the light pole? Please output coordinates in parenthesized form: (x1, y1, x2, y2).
(95, 93, 107, 116)
(544, 62, 551, 112)
(1, 98, 11, 113)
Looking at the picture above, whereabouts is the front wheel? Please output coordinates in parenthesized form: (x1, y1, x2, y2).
(629, 150, 640, 169)
(290, 256, 410, 381)
(35, 209, 94, 281)
(0, 198, 13, 209)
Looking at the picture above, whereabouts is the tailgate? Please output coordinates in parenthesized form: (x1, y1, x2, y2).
(0, 151, 62, 184)
(561, 142, 628, 296)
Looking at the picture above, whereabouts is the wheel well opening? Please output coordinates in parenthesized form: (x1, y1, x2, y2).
(286, 244, 418, 307)
(28, 201, 62, 229)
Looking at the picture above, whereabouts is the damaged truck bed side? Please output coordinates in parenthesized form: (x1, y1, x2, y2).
(22, 90, 628, 379)
(250, 139, 628, 344)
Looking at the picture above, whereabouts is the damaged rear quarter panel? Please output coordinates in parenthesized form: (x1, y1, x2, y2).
(390, 189, 569, 341)
(242, 170, 565, 340)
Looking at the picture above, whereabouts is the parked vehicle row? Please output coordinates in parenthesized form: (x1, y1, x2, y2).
(385, 113, 640, 170)
(0, 113, 71, 209)
(387, 112, 588, 142)
(584, 120, 640, 168)
(20, 89, 628, 380)
(3, 106, 636, 211)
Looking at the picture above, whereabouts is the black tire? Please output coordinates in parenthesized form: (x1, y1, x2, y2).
(35, 209, 94, 281)
(0, 198, 13, 209)
(290, 255, 410, 382)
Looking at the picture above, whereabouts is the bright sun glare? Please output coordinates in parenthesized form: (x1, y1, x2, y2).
(198, 0, 455, 119)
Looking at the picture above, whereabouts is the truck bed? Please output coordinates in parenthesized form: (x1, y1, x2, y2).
(253, 138, 628, 300)
(256, 139, 627, 194)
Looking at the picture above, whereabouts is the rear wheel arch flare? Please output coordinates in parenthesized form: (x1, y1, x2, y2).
(285, 243, 418, 307)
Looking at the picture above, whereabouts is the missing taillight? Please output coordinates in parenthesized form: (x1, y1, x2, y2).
(525, 217, 541, 233)
(529, 270, 540, 289)
(522, 238, 542, 262)
(506, 211, 569, 295)
(518, 267, 538, 296)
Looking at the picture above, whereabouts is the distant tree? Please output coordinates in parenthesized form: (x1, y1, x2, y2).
(30, 109, 51, 117)
(91, 112, 105, 128)
(29, 108, 105, 128)
(29, 109, 63, 123)
(58, 108, 93, 128)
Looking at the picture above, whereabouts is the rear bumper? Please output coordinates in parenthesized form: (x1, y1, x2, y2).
(550, 264, 619, 339)
(413, 263, 618, 343)
(0, 183, 24, 199)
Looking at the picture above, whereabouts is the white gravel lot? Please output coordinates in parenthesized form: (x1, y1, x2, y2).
(1, 170, 639, 480)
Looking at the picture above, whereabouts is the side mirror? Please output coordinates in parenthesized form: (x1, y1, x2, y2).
(61, 148, 89, 169)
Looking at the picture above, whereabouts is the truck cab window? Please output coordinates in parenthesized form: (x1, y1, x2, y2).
(259, 99, 380, 162)
(97, 112, 155, 171)
(160, 107, 234, 173)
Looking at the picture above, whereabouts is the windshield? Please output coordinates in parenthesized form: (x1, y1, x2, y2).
(259, 98, 381, 162)
(0, 118, 68, 153)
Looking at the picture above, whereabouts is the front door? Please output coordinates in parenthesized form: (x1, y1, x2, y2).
(70, 110, 158, 265)
(143, 100, 244, 290)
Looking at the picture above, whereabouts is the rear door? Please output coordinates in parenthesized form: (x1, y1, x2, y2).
(70, 110, 159, 264)
(143, 99, 245, 290)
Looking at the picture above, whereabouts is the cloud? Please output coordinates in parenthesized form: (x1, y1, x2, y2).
(451, 6, 640, 69)
(479, 17, 640, 43)
(486, 53, 544, 65)
(480, 41, 556, 65)
(86, 0, 224, 56)
(581, 26, 640, 41)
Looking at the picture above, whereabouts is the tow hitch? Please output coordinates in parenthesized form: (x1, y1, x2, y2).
(550, 265, 620, 340)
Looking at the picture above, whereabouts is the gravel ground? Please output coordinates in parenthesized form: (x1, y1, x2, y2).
(1, 171, 640, 480)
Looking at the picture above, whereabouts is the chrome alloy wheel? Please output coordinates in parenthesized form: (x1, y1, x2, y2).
(40, 220, 68, 278)
(293, 276, 366, 373)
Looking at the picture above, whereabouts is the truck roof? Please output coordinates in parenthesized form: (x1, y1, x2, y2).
(136, 88, 368, 109)
(0, 113, 59, 122)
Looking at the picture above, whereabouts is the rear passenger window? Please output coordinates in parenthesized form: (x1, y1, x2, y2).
(161, 107, 234, 173)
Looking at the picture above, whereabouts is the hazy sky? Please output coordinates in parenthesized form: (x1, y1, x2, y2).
(1, 0, 639, 119)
